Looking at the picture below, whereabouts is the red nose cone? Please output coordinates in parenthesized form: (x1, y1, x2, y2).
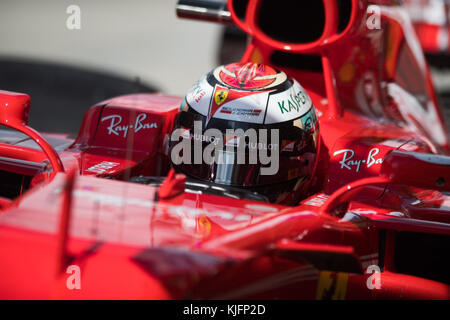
(0, 90, 31, 125)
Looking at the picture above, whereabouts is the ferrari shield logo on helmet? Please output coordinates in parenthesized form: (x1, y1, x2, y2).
(206, 85, 268, 125)
(214, 89, 229, 106)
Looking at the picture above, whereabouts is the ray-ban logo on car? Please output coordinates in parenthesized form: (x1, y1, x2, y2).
(101, 113, 158, 138)
(333, 148, 383, 172)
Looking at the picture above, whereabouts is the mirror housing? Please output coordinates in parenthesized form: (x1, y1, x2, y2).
(381, 150, 450, 192)
(320, 150, 450, 215)
(0, 90, 31, 126)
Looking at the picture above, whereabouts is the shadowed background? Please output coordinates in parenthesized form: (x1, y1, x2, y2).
(0, 0, 223, 132)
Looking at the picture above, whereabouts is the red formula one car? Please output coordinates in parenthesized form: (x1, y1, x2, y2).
(0, 0, 449, 299)
(403, 0, 450, 55)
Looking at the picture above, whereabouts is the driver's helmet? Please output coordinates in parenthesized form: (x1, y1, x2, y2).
(169, 62, 319, 205)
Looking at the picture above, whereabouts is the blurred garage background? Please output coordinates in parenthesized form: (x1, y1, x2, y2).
(0, 0, 449, 134)
(0, 0, 225, 132)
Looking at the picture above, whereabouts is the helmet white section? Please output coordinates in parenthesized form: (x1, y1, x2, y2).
(209, 86, 270, 124)
(265, 80, 312, 124)
(185, 75, 214, 116)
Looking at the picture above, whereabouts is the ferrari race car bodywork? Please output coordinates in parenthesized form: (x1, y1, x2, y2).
(403, 0, 450, 55)
(0, 0, 449, 299)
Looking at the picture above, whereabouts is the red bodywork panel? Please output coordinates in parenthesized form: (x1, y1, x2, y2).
(0, 0, 449, 299)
